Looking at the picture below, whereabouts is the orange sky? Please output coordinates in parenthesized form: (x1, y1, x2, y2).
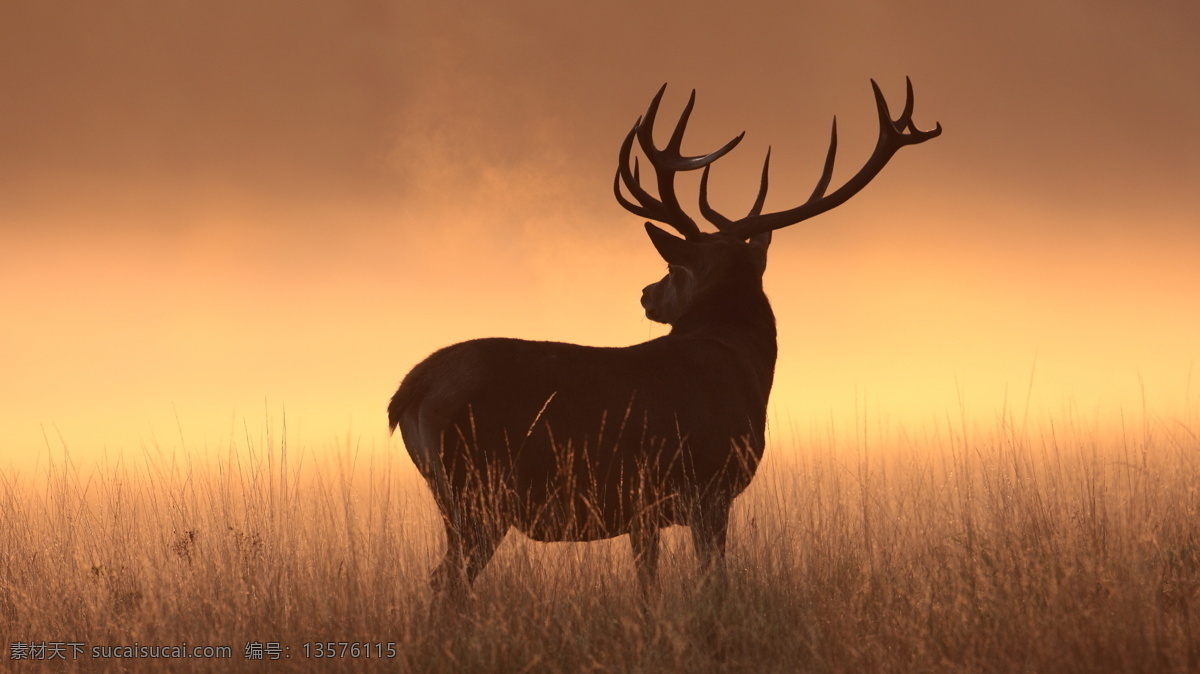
(2, 1, 1197, 470)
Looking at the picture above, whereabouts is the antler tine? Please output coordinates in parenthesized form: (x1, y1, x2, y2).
(809, 119, 837, 201)
(727, 78, 942, 240)
(897, 76, 916, 129)
(665, 90, 696, 154)
(614, 84, 746, 239)
(748, 149, 771, 217)
(637, 84, 669, 159)
(871, 79, 904, 140)
(698, 165, 734, 231)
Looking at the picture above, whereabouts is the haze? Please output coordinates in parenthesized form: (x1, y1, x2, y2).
(2, 1, 1197, 469)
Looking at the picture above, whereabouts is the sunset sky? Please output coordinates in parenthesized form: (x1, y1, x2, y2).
(2, 1, 1197, 470)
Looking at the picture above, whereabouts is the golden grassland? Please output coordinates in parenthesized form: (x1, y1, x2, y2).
(2, 408, 1198, 673)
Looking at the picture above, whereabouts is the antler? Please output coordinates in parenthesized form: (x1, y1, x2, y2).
(614, 84, 744, 240)
(614, 79, 942, 241)
(723, 77, 942, 239)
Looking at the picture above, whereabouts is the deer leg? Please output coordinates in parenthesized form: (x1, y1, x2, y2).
(430, 515, 467, 600)
(689, 500, 730, 583)
(430, 497, 507, 603)
(629, 518, 661, 596)
(462, 513, 506, 586)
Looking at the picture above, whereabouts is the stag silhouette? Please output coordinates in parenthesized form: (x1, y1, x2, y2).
(389, 79, 941, 599)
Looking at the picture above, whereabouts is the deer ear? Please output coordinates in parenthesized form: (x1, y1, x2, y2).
(748, 230, 772, 272)
(645, 222, 696, 265)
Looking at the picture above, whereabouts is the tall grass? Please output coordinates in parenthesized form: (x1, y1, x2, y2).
(2, 407, 1197, 672)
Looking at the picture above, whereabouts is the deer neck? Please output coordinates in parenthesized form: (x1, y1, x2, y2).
(669, 284, 778, 381)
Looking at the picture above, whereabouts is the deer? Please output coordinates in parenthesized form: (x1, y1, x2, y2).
(388, 79, 941, 600)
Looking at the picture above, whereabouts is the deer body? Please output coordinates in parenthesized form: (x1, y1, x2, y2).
(390, 307, 775, 541)
(389, 80, 940, 598)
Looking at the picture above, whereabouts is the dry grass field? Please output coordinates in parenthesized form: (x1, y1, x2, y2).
(2, 406, 1198, 672)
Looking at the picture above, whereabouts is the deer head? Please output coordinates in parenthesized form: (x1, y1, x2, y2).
(618, 79, 942, 327)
